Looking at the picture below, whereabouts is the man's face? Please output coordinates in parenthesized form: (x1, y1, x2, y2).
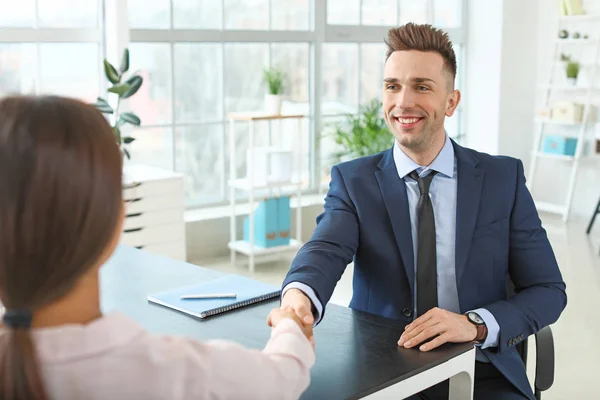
(382, 50, 460, 153)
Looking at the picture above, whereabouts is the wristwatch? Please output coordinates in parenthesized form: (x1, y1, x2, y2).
(466, 312, 488, 343)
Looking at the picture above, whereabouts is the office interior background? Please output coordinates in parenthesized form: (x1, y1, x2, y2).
(1, 0, 599, 397)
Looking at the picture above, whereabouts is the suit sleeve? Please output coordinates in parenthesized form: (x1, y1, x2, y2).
(484, 159, 567, 354)
(282, 165, 359, 321)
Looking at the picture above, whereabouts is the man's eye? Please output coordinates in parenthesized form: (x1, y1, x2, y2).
(417, 86, 429, 91)
(387, 85, 397, 90)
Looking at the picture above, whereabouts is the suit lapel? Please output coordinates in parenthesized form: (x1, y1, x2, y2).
(453, 142, 484, 286)
(374, 149, 415, 293)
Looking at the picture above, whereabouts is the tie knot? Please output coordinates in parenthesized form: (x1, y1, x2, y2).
(409, 170, 437, 195)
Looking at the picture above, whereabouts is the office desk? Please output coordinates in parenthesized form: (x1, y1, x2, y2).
(101, 246, 475, 399)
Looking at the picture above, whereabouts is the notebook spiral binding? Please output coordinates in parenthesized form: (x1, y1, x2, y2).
(201, 291, 281, 318)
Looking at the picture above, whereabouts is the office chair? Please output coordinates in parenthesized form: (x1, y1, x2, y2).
(508, 280, 555, 400)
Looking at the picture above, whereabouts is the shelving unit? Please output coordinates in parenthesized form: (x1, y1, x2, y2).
(227, 112, 306, 272)
(527, 14, 600, 222)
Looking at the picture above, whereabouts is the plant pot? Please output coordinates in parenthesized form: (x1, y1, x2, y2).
(265, 94, 283, 115)
(567, 77, 577, 86)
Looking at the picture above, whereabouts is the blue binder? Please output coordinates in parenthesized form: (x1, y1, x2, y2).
(277, 196, 291, 246)
(243, 198, 278, 248)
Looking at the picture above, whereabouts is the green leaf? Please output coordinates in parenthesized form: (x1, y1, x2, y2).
(119, 48, 130, 74)
(123, 147, 131, 160)
(103, 59, 120, 84)
(121, 75, 143, 99)
(119, 112, 141, 126)
(92, 97, 113, 114)
(108, 83, 131, 97)
(123, 136, 135, 144)
(113, 126, 122, 145)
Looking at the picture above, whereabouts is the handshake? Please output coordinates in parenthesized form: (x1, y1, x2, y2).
(266, 288, 315, 347)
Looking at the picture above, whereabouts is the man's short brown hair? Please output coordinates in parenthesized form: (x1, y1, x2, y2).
(385, 23, 457, 86)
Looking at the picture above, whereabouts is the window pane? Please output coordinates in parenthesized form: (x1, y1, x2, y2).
(361, 0, 397, 26)
(224, 0, 268, 30)
(322, 44, 358, 115)
(128, 0, 170, 29)
(271, 0, 309, 30)
(327, 0, 359, 25)
(128, 43, 173, 125)
(434, 0, 462, 28)
(0, 44, 36, 96)
(445, 109, 460, 139)
(399, 0, 427, 25)
(175, 124, 224, 205)
(127, 127, 174, 171)
(0, 0, 35, 27)
(360, 44, 385, 105)
(174, 43, 223, 123)
(173, 0, 222, 30)
(224, 43, 268, 114)
(40, 43, 99, 102)
(38, 0, 98, 28)
(271, 43, 309, 115)
(454, 44, 463, 90)
(319, 115, 346, 187)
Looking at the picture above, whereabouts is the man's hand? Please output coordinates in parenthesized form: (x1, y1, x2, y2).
(280, 288, 315, 325)
(397, 308, 478, 352)
(266, 307, 314, 347)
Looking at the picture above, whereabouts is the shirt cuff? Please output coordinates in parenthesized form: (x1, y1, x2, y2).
(282, 282, 323, 325)
(470, 308, 500, 349)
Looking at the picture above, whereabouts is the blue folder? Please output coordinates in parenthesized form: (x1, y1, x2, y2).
(147, 274, 280, 319)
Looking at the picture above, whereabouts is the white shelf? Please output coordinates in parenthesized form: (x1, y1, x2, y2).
(556, 39, 598, 44)
(535, 118, 582, 126)
(228, 178, 302, 191)
(538, 84, 600, 91)
(559, 14, 600, 22)
(228, 239, 303, 256)
(535, 201, 567, 215)
(533, 151, 575, 161)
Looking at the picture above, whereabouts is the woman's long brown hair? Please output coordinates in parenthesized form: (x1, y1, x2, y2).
(0, 96, 123, 400)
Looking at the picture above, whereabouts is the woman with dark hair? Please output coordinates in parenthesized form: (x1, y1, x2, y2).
(0, 95, 314, 400)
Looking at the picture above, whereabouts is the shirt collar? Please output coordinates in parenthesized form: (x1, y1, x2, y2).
(393, 134, 455, 179)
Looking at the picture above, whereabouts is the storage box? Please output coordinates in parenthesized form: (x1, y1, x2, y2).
(275, 196, 291, 247)
(243, 198, 278, 248)
(542, 135, 578, 156)
(246, 147, 293, 185)
(551, 101, 584, 123)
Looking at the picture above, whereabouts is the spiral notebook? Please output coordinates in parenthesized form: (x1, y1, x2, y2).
(147, 275, 281, 319)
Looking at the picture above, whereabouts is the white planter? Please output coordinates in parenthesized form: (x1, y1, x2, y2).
(567, 77, 577, 86)
(265, 94, 283, 115)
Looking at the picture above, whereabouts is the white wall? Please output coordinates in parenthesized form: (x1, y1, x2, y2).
(464, 0, 538, 165)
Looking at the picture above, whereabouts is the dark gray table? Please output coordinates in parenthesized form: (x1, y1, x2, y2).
(101, 246, 475, 399)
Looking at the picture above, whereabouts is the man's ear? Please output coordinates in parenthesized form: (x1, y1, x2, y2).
(445, 90, 461, 117)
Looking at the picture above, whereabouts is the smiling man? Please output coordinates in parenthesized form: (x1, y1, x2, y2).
(275, 23, 566, 400)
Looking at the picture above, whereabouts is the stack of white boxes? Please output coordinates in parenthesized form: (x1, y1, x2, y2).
(121, 165, 187, 261)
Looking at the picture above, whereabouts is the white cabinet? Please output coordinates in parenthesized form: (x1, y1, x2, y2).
(121, 164, 186, 261)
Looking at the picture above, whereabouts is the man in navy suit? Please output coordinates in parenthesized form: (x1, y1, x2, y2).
(270, 23, 566, 399)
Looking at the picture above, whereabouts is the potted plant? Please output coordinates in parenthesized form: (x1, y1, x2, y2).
(330, 99, 393, 163)
(263, 66, 284, 115)
(92, 48, 143, 159)
(565, 60, 580, 85)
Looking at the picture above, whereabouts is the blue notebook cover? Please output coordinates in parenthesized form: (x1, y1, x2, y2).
(147, 275, 281, 319)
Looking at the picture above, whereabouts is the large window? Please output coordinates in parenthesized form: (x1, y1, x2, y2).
(0, 0, 103, 102)
(1, 0, 466, 208)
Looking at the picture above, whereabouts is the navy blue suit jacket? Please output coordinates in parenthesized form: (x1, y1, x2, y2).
(283, 140, 567, 399)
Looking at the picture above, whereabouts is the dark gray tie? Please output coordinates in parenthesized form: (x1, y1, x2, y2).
(409, 170, 438, 317)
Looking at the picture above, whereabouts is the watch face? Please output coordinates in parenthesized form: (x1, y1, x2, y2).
(468, 312, 484, 325)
